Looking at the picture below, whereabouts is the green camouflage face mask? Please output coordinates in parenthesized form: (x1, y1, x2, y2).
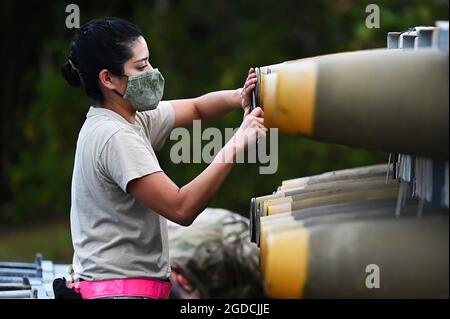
(114, 69, 165, 111)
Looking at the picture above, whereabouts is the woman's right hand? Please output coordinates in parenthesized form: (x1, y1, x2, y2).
(232, 106, 267, 153)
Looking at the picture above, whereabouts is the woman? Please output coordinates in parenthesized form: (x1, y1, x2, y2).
(60, 17, 265, 299)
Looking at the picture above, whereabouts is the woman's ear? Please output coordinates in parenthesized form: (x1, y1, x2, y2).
(98, 69, 117, 90)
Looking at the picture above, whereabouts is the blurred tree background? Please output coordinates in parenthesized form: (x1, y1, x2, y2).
(0, 0, 448, 262)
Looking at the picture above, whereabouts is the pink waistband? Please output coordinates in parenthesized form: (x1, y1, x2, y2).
(69, 278, 172, 299)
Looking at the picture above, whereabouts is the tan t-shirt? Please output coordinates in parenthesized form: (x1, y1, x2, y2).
(70, 101, 175, 281)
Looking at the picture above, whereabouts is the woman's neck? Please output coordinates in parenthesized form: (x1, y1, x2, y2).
(97, 98, 136, 124)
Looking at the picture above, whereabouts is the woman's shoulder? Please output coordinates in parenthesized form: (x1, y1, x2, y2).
(77, 110, 139, 154)
(80, 115, 124, 141)
(135, 101, 174, 125)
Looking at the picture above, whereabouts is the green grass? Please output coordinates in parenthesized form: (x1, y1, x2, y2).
(0, 219, 73, 264)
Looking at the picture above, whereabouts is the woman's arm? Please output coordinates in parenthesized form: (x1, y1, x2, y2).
(170, 89, 241, 128)
(128, 141, 236, 226)
(128, 107, 265, 226)
(170, 68, 257, 127)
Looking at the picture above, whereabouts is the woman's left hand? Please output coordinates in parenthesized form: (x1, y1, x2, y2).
(239, 67, 258, 117)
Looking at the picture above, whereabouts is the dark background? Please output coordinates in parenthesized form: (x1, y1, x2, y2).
(0, 0, 448, 262)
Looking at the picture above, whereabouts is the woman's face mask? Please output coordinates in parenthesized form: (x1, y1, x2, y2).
(113, 69, 165, 111)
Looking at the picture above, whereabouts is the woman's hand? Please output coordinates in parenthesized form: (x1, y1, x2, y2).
(239, 67, 258, 117)
(232, 106, 266, 154)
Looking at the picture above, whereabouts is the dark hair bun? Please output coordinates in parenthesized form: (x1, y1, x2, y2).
(61, 60, 82, 87)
